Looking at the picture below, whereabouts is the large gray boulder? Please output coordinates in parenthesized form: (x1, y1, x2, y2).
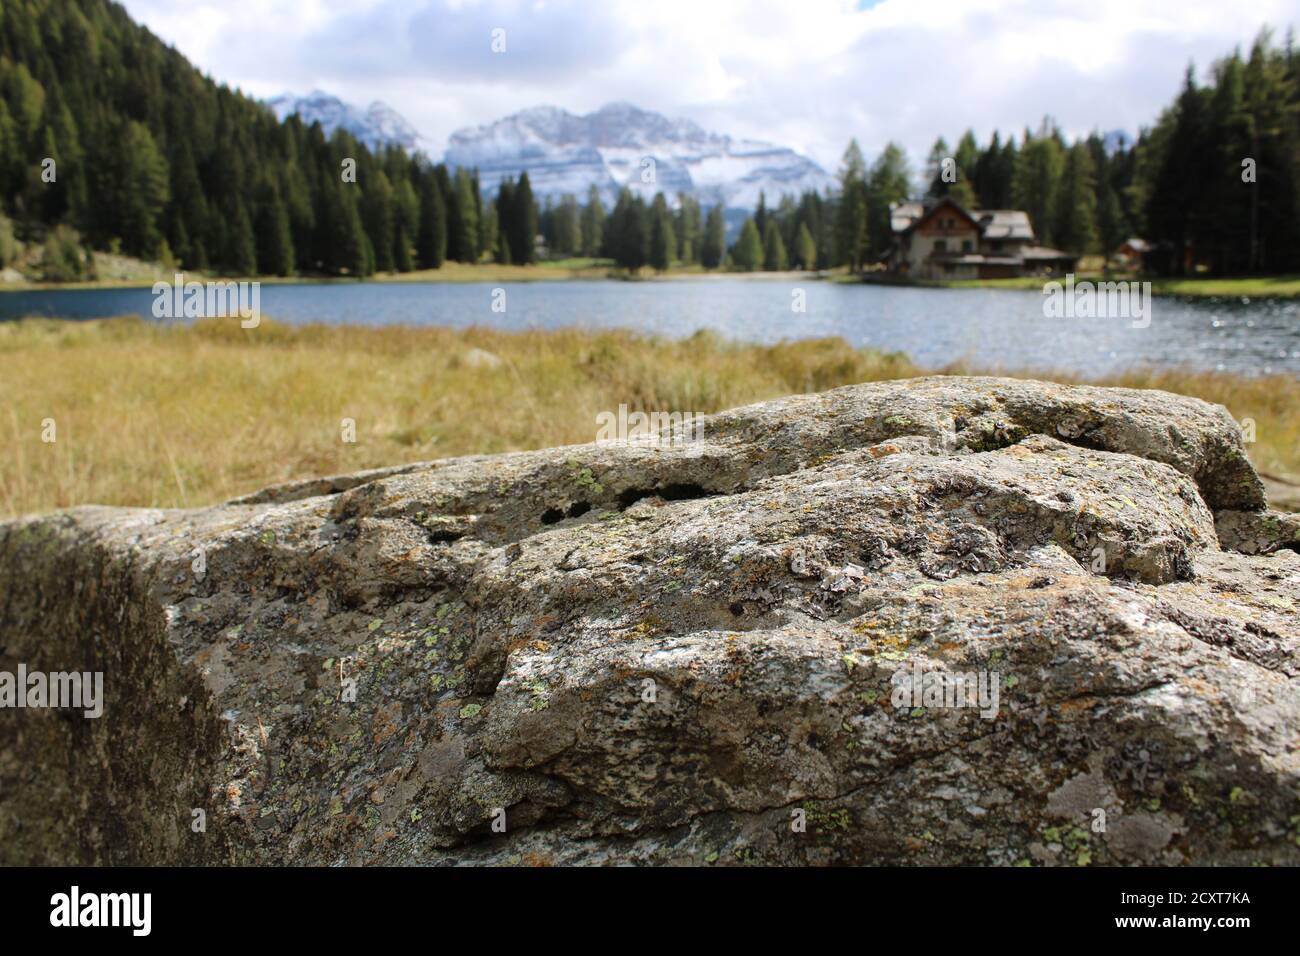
(1, 376, 1297, 865)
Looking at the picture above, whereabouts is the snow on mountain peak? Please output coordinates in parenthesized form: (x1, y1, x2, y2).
(446, 103, 832, 211)
(266, 91, 425, 153)
(264, 94, 833, 212)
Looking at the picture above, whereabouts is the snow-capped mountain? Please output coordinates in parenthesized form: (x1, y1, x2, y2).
(266, 91, 426, 153)
(445, 103, 834, 211)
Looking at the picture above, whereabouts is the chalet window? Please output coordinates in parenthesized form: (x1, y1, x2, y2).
(934, 240, 947, 253)
(962, 240, 973, 252)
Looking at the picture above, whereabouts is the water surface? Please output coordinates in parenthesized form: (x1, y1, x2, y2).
(3, 278, 1297, 377)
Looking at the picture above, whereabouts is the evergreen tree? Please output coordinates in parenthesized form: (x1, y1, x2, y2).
(732, 218, 762, 271)
(336, 187, 371, 276)
(762, 219, 788, 271)
(417, 173, 447, 269)
(225, 196, 258, 276)
(1053, 142, 1099, 253)
(496, 178, 517, 263)
(674, 193, 701, 264)
(1096, 182, 1127, 260)
(795, 222, 817, 270)
(512, 172, 538, 264)
(254, 182, 295, 276)
(93, 119, 170, 257)
(604, 188, 643, 269)
(866, 142, 911, 258)
(451, 168, 480, 263)
(1013, 122, 1066, 246)
(480, 199, 499, 264)
(581, 185, 605, 258)
(553, 194, 582, 257)
(648, 193, 676, 271)
(700, 204, 726, 269)
(836, 139, 869, 270)
(365, 170, 395, 272)
(953, 131, 981, 203)
(924, 137, 952, 198)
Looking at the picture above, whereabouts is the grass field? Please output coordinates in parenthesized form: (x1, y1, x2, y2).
(1, 316, 1295, 518)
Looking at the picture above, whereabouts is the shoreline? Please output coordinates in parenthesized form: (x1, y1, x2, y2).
(6, 265, 1300, 298)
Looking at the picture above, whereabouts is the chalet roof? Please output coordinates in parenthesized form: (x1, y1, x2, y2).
(889, 199, 1035, 242)
(1120, 237, 1151, 252)
(975, 210, 1034, 241)
(890, 201, 925, 233)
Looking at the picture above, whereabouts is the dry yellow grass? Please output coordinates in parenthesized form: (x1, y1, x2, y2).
(0, 315, 1294, 518)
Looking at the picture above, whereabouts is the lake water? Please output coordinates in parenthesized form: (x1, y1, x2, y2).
(2, 278, 1297, 377)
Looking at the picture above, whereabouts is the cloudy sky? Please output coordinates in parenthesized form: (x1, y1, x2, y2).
(120, 0, 1295, 170)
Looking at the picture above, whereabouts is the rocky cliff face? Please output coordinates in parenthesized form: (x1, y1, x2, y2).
(1, 377, 1297, 866)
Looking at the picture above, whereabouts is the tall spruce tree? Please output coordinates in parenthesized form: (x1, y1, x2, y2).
(512, 172, 538, 264)
(732, 218, 762, 271)
(649, 193, 676, 271)
(836, 139, 869, 270)
(416, 173, 447, 269)
(701, 204, 726, 269)
(582, 184, 605, 258)
(762, 219, 788, 271)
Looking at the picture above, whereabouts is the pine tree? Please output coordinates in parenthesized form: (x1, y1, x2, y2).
(452, 168, 479, 263)
(512, 172, 538, 264)
(226, 196, 258, 276)
(924, 137, 952, 198)
(732, 218, 762, 271)
(607, 189, 648, 270)
(496, 178, 517, 263)
(582, 185, 605, 258)
(762, 219, 788, 271)
(1096, 183, 1126, 261)
(795, 222, 817, 270)
(836, 139, 869, 270)
(1053, 142, 1099, 254)
(365, 170, 395, 272)
(336, 187, 370, 276)
(554, 194, 582, 257)
(649, 193, 676, 271)
(1013, 122, 1066, 247)
(480, 199, 499, 264)
(866, 142, 911, 258)
(254, 183, 295, 276)
(393, 224, 413, 272)
(393, 178, 418, 272)
(701, 204, 726, 269)
(417, 173, 447, 269)
(94, 120, 170, 258)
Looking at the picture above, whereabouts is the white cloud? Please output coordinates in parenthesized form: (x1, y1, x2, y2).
(121, 0, 1297, 170)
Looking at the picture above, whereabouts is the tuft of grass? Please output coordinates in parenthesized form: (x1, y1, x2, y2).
(0, 316, 1293, 518)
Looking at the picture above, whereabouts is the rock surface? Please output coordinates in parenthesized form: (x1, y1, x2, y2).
(1, 376, 1297, 866)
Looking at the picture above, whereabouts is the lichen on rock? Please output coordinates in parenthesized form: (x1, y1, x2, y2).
(1, 376, 1297, 865)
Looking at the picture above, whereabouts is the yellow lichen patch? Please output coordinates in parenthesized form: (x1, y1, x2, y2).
(1058, 696, 1100, 715)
